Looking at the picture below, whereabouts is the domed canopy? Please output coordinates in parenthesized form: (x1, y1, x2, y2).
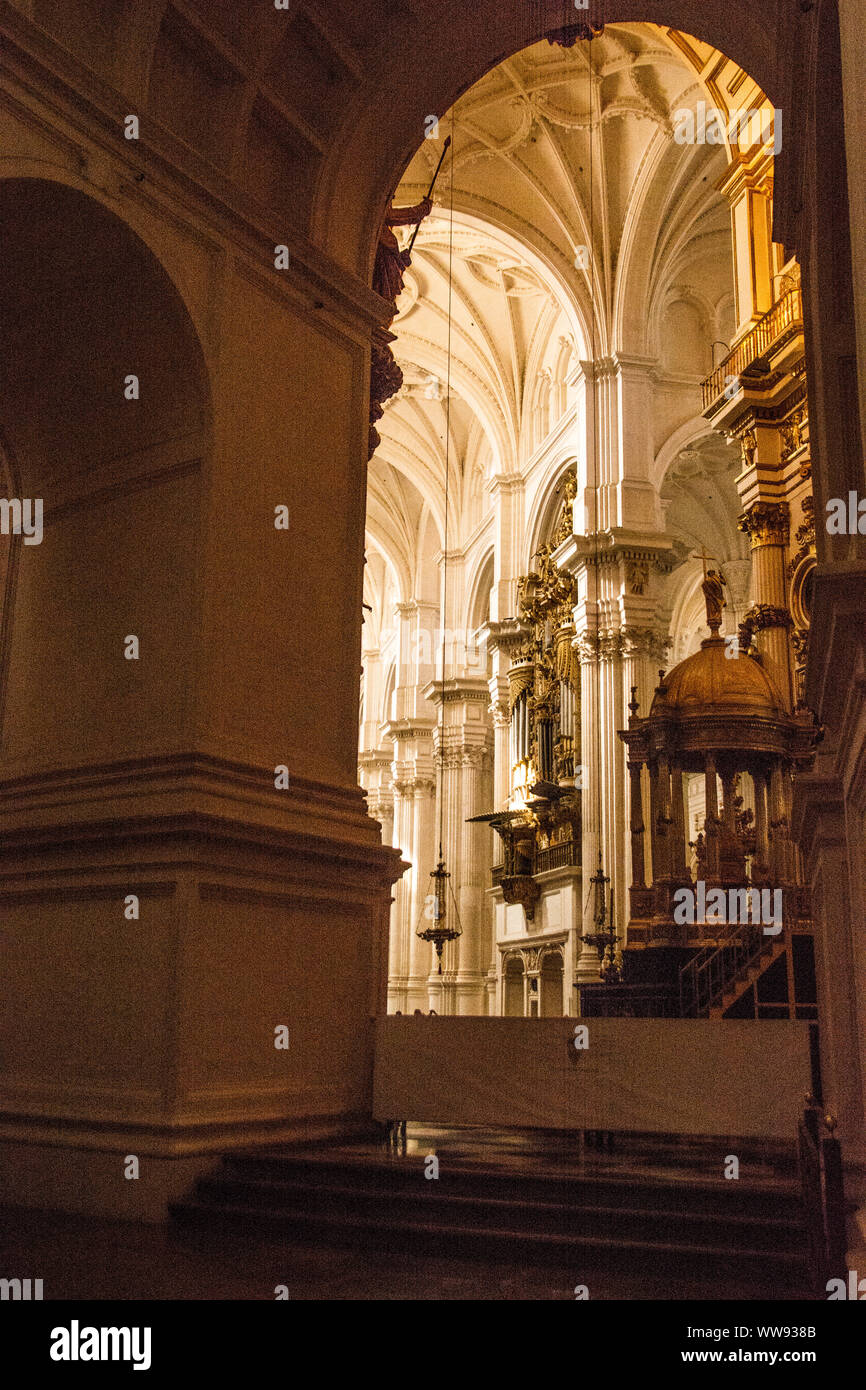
(651, 636, 786, 719)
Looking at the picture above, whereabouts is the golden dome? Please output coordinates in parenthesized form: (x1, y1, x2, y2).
(651, 636, 786, 719)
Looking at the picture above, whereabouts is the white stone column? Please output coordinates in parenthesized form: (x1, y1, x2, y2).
(424, 677, 493, 1014)
(488, 475, 525, 628)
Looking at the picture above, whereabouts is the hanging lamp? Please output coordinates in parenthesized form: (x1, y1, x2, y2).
(577, 21, 621, 982)
(415, 124, 463, 975)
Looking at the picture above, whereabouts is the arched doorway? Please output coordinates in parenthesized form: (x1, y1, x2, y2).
(503, 955, 524, 1016)
(0, 178, 210, 769)
(540, 949, 564, 1018)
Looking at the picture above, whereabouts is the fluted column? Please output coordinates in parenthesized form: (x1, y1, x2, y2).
(738, 502, 795, 709)
(424, 677, 493, 1014)
(655, 753, 672, 881)
(575, 635, 602, 983)
(386, 772, 437, 1012)
(753, 767, 770, 879)
(488, 679, 511, 810)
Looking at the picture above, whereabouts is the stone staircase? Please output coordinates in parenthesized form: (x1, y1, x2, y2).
(170, 1132, 810, 1296)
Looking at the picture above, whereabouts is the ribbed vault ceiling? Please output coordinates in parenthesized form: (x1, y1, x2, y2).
(368, 23, 744, 618)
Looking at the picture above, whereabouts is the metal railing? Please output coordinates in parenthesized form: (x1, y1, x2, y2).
(702, 287, 803, 410)
(798, 1098, 846, 1295)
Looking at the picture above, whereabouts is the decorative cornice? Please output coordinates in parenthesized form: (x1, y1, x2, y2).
(423, 678, 491, 705)
(557, 531, 690, 577)
(487, 474, 525, 496)
(436, 747, 494, 771)
(482, 618, 531, 658)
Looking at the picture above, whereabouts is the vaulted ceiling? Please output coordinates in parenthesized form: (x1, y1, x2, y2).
(367, 24, 746, 617)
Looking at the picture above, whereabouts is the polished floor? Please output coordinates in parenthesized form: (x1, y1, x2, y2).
(0, 1126, 813, 1301)
(276, 1123, 799, 1188)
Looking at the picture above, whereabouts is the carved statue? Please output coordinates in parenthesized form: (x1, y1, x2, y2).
(741, 429, 757, 470)
(701, 568, 727, 634)
(626, 559, 650, 595)
(373, 196, 433, 308)
(368, 194, 434, 458)
(690, 831, 707, 876)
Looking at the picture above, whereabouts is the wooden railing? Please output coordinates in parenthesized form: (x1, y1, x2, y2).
(679, 919, 767, 1017)
(579, 982, 680, 1018)
(534, 839, 580, 873)
(702, 287, 803, 410)
(798, 1098, 846, 1295)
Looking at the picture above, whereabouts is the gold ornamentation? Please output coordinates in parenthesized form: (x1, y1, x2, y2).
(738, 604, 795, 653)
(738, 501, 790, 546)
(780, 407, 807, 459)
(795, 495, 815, 550)
(740, 429, 757, 470)
(551, 473, 578, 547)
(701, 570, 727, 634)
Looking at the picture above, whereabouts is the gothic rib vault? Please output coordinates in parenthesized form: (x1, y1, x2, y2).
(359, 24, 811, 1018)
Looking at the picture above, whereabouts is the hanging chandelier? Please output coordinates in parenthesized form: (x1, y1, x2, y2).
(579, 20, 620, 984)
(582, 853, 621, 980)
(417, 857, 462, 974)
(414, 124, 462, 979)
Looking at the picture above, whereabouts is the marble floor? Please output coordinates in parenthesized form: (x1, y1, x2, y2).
(0, 1206, 813, 1301)
(274, 1123, 799, 1190)
(0, 1126, 812, 1300)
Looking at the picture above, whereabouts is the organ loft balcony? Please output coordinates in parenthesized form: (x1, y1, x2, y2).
(701, 284, 805, 435)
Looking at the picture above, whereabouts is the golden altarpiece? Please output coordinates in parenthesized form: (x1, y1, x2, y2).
(475, 485, 584, 1017)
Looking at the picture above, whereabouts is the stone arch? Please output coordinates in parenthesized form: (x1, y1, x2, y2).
(526, 456, 579, 568)
(0, 176, 212, 769)
(310, 3, 779, 282)
(503, 951, 525, 1017)
(539, 945, 564, 1017)
(465, 548, 494, 637)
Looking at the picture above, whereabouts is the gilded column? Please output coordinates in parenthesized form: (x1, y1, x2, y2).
(738, 502, 795, 709)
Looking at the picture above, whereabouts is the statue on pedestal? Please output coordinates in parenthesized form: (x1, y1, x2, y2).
(702, 569, 727, 634)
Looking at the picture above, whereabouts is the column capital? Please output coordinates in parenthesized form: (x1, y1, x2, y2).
(738, 500, 790, 546)
(422, 676, 491, 707)
(487, 473, 524, 496)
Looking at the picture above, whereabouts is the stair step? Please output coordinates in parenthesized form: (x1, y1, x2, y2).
(191, 1174, 806, 1252)
(170, 1198, 809, 1280)
(221, 1153, 800, 1219)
